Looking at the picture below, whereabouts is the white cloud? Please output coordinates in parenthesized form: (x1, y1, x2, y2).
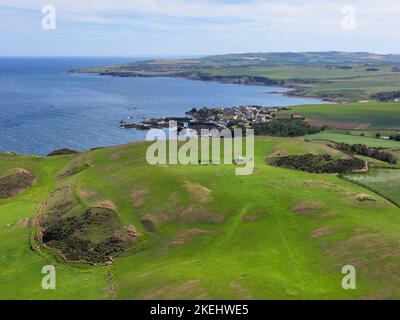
(2, 0, 399, 30)
(1, 0, 400, 55)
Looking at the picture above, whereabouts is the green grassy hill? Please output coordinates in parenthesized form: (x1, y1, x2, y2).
(1, 137, 400, 300)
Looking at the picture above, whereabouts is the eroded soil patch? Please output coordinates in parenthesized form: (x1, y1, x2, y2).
(179, 205, 224, 224)
(311, 227, 333, 238)
(57, 157, 92, 180)
(170, 228, 210, 245)
(0, 169, 35, 199)
(322, 231, 400, 298)
(184, 182, 213, 203)
(138, 280, 208, 300)
(292, 202, 323, 214)
(36, 186, 137, 264)
(141, 216, 157, 233)
(130, 188, 150, 209)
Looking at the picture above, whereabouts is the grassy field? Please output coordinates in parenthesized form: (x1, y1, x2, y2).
(81, 52, 400, 102)
(1, 137, 400, 300)
(306, 132, 400, 148)
(204, 65, 400, 102)
(288, 102, 400, 130)
(342, 168, 400, 207)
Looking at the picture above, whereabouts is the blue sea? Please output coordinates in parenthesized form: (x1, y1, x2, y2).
(0, 57, 323, 156)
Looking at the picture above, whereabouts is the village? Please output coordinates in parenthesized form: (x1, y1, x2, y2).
(119, 105, 291, 133)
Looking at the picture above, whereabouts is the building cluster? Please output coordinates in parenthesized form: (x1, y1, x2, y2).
(187, 105, 288, 129)
(120, 105, 289, 132)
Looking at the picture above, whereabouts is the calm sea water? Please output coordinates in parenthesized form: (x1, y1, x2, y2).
(0, 57, 323, 155)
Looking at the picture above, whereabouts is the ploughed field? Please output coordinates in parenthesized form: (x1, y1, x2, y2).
(1, 136, 400, 300)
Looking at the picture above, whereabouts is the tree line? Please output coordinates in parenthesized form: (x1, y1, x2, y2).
(269, 154, 365, 174)
(370, 91, 400, 102)
(336, 143, 397, 164)
(253, 119, 324, 137)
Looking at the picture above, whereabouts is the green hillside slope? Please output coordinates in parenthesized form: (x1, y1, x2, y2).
(1, 137, 400, 300)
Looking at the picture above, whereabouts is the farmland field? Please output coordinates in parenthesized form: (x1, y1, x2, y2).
(80, 53, 400, 102)
(306, 132, 400, 148)
(342, 168, 400, 207)
(289, 102, 400, 129)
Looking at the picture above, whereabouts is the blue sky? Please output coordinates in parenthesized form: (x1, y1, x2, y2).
(1, 0, 400, 56)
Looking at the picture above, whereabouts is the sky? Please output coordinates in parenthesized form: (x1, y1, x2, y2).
(0, 0, 400, 56)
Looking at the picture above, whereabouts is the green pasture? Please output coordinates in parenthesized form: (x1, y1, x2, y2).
(1, 137, 400, 299)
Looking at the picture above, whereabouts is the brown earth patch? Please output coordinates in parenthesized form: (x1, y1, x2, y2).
(168, 192, 179, 206)
(0, 169, 35, 199)
(242, 214, 261, 222)
(184, 182, 213, 203)
(104, 283, 118, 300)
(17, 217, 30, 228)
(57, 158, 92, 180)
(269, 147, 284, 158)
(179, 205, 224, 224)
(229, 281, 253, 300)
(311, 227, 333, 238)
(318, 211, 337, 219)
(139, 280, 208, 300)
(134, 268, 162, 280)
(358, 288, 397, 300)
(292, 202, 323, 214)
(79, 189, 98, 198)
(324, 233, 400, 291)
(97, 200, 118, 210)
(354, 193, 376, 202)
(242, 208, 267, 222)
(170, 228, 211, 245)
(343, 193, 383, 208)
(79, 188, 117, 210)
(141, 216, 157, 233)
(300, 180, 346, 192)
(130, 188, 150, 209)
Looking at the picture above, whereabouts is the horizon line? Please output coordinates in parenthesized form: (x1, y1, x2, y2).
(2, 50, 400, 59)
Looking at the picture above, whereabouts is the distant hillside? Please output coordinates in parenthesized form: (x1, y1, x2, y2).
(73, 52, 400, 103)
(75, 52, 400, 74)
(200, 52, 400, 67)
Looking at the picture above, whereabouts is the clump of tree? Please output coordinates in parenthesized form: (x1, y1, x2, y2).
(337, 143, 397, 164)
(389, 134, 400, 141)
(47, 148, 79, 157)
(253, 119, 324, 137)
(269, 154, 365, 174)
(370, 91, 400, 102)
